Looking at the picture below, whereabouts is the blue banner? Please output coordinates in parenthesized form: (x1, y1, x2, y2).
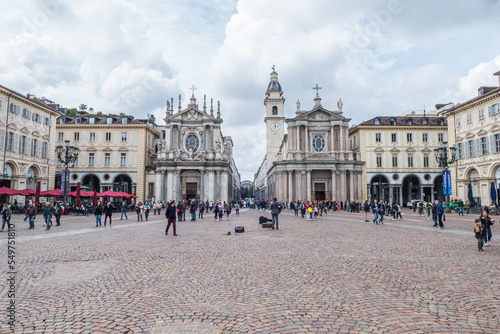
(442, 171, 448, 195)
(60, 170, 70, 195)
(447, 170, 452, 195)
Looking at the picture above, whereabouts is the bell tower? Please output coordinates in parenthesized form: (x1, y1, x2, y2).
(264, 65, 285, 172)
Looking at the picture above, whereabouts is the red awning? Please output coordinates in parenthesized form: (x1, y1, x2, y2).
(17, 189, 36, 196)
(98, 190, 123, 198)
(0, 187, 21, 196)
(40, 189, 64, 197)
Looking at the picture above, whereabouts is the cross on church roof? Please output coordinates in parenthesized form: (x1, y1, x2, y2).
(312, 84, 322, 95)
(272, 64, 276, 72)
(189, 84, 197, 96)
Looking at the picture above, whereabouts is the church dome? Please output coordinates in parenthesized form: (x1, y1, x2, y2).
(267, 81, 282, 92)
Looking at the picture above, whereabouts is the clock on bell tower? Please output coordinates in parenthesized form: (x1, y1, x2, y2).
(264, 65, 285, 172)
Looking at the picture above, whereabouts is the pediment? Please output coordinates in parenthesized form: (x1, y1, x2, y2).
(490, 125, 500, 133)
(42, 135, 50, 140)
(293, 107, 346, 122)
(102, 147, 113, 152)
(421, 147, 433, 153)
(7, 123, 18, 130)
(455, 136, 464, 142)
(31, 130, 41, 137)
(405, 147, 416, 153)
(465, 132, 475, 139)
(374, 147, 384, 153)
(477, 129, 488, 136)
(20, 127, 30, 134)
(86, 147, 97, 151)
(390, 147, 400, 152)
(118, 147, 129, 151)
(165, 107, 217, 123)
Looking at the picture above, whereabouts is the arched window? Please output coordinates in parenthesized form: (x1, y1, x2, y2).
(272, 106, 278, 115)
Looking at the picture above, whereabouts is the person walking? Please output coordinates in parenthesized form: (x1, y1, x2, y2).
(214, 202, 219, 221)
(379, 201, 385, 224)
(371, 200, 379, 225)
(431, 200, 438, 226)
(458, 199, 464, 216)
(1, 204, 12, 231)
(165, 200, 178, 236)
(395, 203, 403, 220)
(363, 200, 370, 222)
(136, 202, 144, 221)
(474, 218, 486, 251)
(104, 201, 113, 226)
(436, 200, 445, 228)
(225, 202, 232, 221)
(198, 200, 205, 219)
(153, 201, 157, 215)
(189, 200, 197, 221)
(25, 202, 37, 229)
(43, 202, 54, 231)
(300, 201, 306, 218)
(54, 202, 62, 226)
(94, 201, 103, 227)
(157, 201, 163, 215)
(305, 201, 312, 221)
(120, 201, 128, 220)
(144, 202, 151, 221)
(270, 197, 282, 230)
(425, 202, 431, 220)
(480, 209, 494, 246)
(217, 201, 224, 221)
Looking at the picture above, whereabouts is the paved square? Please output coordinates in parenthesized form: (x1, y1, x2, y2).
(1, 208, 499, 333)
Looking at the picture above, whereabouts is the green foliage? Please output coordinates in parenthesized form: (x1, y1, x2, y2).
(79, 104, 87, 111)
(248, 185, 254, 198)
(65, 108, 77, 116)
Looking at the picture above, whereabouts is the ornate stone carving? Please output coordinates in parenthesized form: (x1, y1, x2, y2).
(308, 112, 328, 120)
(174, 148, 206, 162)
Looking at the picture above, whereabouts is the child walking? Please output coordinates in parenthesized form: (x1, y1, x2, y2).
(474, 218, 486, 251)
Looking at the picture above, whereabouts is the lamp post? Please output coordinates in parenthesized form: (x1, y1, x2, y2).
(434, 141, 456, 213)
(56, 140, 79, 204)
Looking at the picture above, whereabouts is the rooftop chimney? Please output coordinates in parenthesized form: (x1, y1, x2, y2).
(494, 71, 500, 87)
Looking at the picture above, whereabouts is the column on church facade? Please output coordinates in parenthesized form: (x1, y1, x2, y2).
(299, 171, 305, 200)
(295, 126, 300, 153)
(338, 126, 343, 151)
(399, 187, 403, 206)
(155, 169, 165, 202)
(288, 171, 293, 203)
(331, 169, 336, 201)
(165, 169, 172, 201)
(207, 169, 215, 202)
(200, 171, 205, 201)
(340, 170, 346, 201)
(216, 169, 221, 202)
(306, 170, 311, 201)
(295, 171, 301, 203)
(221, 171, 228, 203)
(305, 126, 309, 153)
(330, 126, 335, 152)
(176, 170, 181, 202)
(278, 172, 284, 201)
(357, 172, 362, 202)
(349, 171, 354, 201)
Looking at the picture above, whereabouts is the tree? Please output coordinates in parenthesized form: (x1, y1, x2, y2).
(65, 108, 77, 116)
(248, 185, 254, 199)
(79, 104, 87, 112)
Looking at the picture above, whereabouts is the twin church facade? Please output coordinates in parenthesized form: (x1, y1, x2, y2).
(255, 69, 364, 203)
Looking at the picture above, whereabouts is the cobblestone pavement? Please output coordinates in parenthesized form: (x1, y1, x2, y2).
(0, 208, 499, 333)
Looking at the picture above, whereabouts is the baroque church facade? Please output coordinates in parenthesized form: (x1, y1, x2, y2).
(150, 93, 240, 203)
(256, 69, 364, 202)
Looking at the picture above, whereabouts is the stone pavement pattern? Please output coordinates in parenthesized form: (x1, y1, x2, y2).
(0, 209, 499, 333)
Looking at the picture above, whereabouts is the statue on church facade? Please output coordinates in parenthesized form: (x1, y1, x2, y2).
(337, 98, 343, 111)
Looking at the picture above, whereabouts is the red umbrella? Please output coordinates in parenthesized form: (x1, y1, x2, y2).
(98, 190, 122, 198)
(68, 190, 93, 197)
(40, 189, 64, 197)
(116, 191, 133, 199)
(0, 187, 19, 196)
(35, 181, 41, 206)
(92, 190, 98, 207)
(75, 182, 81, 207)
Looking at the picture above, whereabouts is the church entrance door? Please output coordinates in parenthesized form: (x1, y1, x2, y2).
(186, 182, 197, 200)
(314, 183, 326, 201)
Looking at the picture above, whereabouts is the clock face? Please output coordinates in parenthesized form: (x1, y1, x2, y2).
(271, 122, 279, 131)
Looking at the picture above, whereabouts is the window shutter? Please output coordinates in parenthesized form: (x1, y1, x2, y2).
(491, 135, 496, 154)
(484, 137, 489, 155)
(26, 137, 31, 156)
(37, 142, 41, 157)
(465, 142, 470, 158)
(475, 138, 481, 156)
(48, 118, 52, 126)
(0, 129, 4, 150)
(47, 143, 51, 159)
(13, 134, 19, 153)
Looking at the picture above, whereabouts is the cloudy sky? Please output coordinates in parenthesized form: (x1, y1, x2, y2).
(2, 0, 500, 180)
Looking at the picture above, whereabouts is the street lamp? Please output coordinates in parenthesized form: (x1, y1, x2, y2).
(434, 141, 456, 213)
(56, 140, 79, 204)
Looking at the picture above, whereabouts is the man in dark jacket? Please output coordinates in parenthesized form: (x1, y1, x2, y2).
(43, 202, 55, 231)
(165, 200, 178, 236)
(431, 200, 438, 226)
(104, 201, 113, 226)
(270, 197, 281, 230)
(436, 200, 445, 228)
(25, 202, 37, 229)
(189, 200, 197, 221)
